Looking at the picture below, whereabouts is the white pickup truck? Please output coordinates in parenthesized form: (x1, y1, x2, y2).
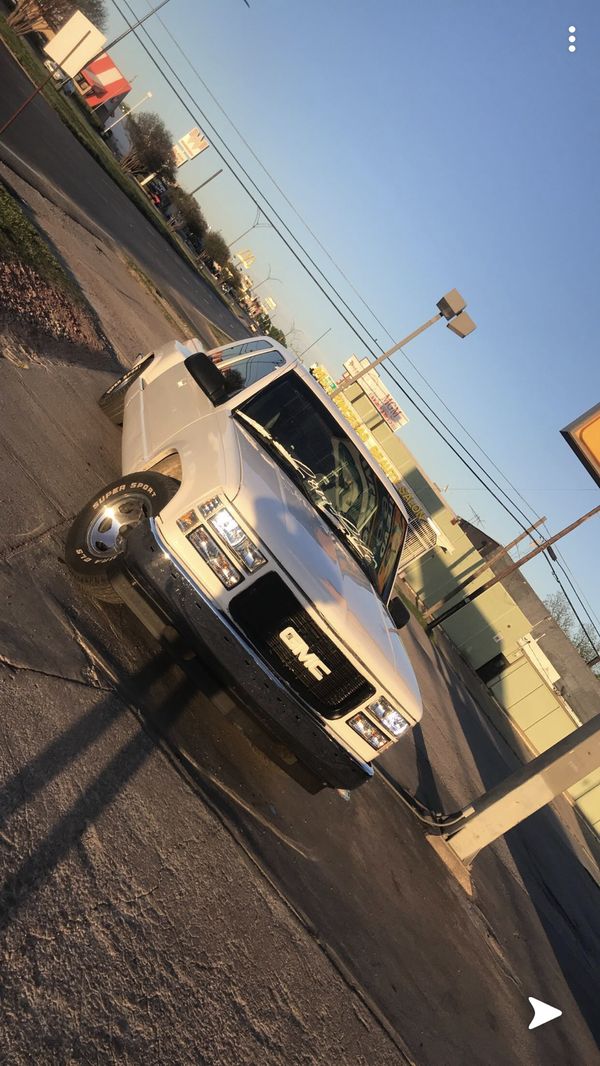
(66, 336, 423, 791)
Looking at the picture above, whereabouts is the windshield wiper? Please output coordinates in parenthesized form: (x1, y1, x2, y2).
(236, 411, 318, 481)
(315, 501, 376, 565)
(236, 410, 376, 566)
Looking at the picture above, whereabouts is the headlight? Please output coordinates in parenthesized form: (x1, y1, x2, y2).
(209, 507, 266, 573)
(188, 527, 242, 589)
(367, 696, 410, 738)
(348, 712, 389, 751)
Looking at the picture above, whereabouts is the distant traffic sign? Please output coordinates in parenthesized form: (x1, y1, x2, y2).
(561, 402, 600, 487)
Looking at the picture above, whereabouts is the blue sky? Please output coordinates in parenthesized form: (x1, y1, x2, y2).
(108, 0, 600, 638)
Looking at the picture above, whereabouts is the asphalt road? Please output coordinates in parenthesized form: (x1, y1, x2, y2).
(0, 42, 246, 342)
(2, 35, 600, 1065)
(1, 349, 599, 1063)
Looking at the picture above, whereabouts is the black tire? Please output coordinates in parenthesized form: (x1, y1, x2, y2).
(99, 355, 153, 425)
(65, 472, 179, 602)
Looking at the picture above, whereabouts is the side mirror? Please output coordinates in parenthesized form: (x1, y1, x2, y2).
(185, 352, 228, 404)
(388, 596, 411, 630)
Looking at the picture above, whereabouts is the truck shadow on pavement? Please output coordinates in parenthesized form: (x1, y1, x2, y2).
(1, 319, 121, 375)
(0, 650, 196, 932)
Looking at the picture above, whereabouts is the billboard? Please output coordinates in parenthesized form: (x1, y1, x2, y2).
(561, 402, 600, 487)
(179, 127, 209, 159)
(340, 356, 409, 432)
(235, 249, 255, 268)
(44, 11, 106, 78)
(172, 142, 188, 168)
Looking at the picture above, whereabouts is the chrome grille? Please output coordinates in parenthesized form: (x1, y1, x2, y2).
(229, 572, 374, 719)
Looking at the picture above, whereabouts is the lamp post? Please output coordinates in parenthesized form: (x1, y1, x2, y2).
(103, 91, 152, 132)
(298, 327, 332, 359)
(248, 265, 281, 292)
(330, 289, 476, 398)
(228, 207, 269, 249)
(188, 169, 223, 195)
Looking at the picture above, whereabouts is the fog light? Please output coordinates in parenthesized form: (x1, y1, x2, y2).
(177, 508, 199, 533)
(188, 526, 241, 589)
(367, 697, 410, 738)
(348, 712, 389, 751)
(209, 508, 266, 573)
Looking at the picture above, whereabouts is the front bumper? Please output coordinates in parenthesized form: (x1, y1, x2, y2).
(114, 519, 373, 791)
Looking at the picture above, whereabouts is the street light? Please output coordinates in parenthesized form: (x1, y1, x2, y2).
(248, 265, 281, 292)
(330, 289, 476, 398)
(228, 208, 270, 249)
(298, 326, 332, 359)
(103, 91, 153, 132)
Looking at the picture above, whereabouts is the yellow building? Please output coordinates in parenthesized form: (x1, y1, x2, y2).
(310, 368, 600, 839)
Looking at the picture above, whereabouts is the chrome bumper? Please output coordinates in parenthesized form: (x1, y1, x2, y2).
(113, 519, 373, 791)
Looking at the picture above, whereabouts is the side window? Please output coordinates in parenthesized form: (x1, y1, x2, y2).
(244, 340, 274, 353)
(212, 339, 274, 362)
(215, 342, 246, 360)
(222, 351, 285, 397)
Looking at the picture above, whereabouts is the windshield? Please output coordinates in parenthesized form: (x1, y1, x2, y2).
(234, 372, 407, 601)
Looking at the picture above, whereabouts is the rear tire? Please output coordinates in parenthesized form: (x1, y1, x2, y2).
(99, 355, 153, 425)
(65, 472, 179, 602)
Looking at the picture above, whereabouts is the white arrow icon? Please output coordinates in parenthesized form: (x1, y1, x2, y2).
(528, 997, 562, 1029)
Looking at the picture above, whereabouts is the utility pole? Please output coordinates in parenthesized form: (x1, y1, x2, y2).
(423, 516, 548, 620)
(427, 504, 600, 631)
(0, 0, 172, 137)
(0, 30, 92, 136)
(103, 91, 152, 132)
(441, 713, 600, 864)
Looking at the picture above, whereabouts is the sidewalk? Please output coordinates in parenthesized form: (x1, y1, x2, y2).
(0, 162, 232, 369)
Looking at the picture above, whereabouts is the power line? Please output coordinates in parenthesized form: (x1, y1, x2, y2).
(377, 358, 600, 650)
(110, 0, 600, 654)
(137, 2, 600, 642)
(114, 0, 385, 355)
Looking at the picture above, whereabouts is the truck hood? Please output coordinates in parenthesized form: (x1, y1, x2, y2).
(230, 423, 422, 723)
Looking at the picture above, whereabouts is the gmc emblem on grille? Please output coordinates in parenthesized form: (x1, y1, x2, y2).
(278, 626, 332, 681)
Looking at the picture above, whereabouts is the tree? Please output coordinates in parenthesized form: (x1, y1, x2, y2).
(120, 112, 176, 182)
(168, 187, 207, 240)
(255, 312, 286, 346)
(544, 591, 600, 675)
(79, 0, 106, 29)
(223, 265, 243, 294)
(268, 324, 287, 345)
(8, 0, 107, 35)
(202, 230, 230, 269)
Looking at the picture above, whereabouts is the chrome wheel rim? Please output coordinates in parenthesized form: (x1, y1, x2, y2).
(85, 492, 149, 559)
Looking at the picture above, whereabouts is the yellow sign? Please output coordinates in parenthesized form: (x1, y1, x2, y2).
(310, 365, 427, 520)
(561, 402, 600, 487)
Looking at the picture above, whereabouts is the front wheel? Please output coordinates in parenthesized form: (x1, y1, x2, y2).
(65, 472, 179, 602)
